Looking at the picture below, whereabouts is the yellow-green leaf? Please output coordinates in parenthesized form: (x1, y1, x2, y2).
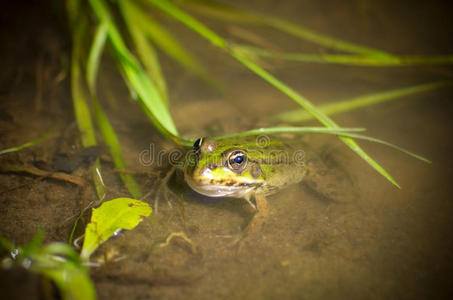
(81, 198, 152, 259)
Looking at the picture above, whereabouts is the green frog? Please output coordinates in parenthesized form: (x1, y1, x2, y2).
(184, 135, 311, 239)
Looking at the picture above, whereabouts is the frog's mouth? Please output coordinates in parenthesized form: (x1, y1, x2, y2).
(184, 167, 256, 198)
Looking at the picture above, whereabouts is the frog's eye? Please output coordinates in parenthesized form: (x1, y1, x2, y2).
(193, 138, 203, 149)
(227, 150, 247, 172)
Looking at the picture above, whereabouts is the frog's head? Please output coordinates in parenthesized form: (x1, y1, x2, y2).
(184, 137, 265, 198)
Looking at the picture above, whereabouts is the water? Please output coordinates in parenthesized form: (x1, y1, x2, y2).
(1, 0, 452, 299)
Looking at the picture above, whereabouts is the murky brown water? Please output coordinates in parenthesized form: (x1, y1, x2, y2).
(1, 0, 453, 299)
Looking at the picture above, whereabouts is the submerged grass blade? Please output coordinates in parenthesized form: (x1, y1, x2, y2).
(234, 45, 453, 66)
(0, 129, 52, 156)
(86, 22, 143, 199)
(93, 97, 143, 199)
(150, 0, 400, 187)
(70, 16, 105, 199)
(86, 24, 107, 93)
(71, 27, 96, 147)
(179, 0, 392, 58)
(88, 0, 178, 138)
(275, 81, 451, 123)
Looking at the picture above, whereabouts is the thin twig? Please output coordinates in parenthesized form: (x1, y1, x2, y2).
(0, 164, 86, 186)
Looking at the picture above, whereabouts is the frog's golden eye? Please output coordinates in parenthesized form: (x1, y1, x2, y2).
(227, 150, 247, 173)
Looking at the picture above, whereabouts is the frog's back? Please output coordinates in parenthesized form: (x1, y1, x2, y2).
(250, 139, 307, 196)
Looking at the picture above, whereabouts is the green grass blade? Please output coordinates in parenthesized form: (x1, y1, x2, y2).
(275, 81, 451, 123)
(71, 28, 97, 146)
(123, 0, 208, 80)
(86, 23, 107, 93)
(215, 127, 429, 163)
(180, 127, 364, 148)
(92, 96, 143, 199)
(233, 45, 453, 66)
(260, 18, 392, 58)
(119, 0, 169, 106)
(179, 0, 393, 58)
(334, 132, 430, 163)
(231, 49, 400, 187)
(86, 22, 143, 199)
(151, 0, 400, 187)
(65, 0, 82, 27)
(215, 126, 365, 140)
(148, 0, 226, 48)
(70, 16, 105, 199)
(88, 0, 179, 138)
(0, 129, 52, 156)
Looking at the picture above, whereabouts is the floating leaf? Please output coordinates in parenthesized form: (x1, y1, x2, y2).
(81, 198, 152, 259)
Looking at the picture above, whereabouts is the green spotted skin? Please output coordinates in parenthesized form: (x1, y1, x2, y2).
(184, 136, 307, 199)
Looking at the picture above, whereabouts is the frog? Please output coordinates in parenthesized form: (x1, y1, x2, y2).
(184, 135, 315, 241)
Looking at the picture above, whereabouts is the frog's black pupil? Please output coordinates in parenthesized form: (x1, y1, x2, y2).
(193, 138, 202, 149)
(234, 155, 244, 164)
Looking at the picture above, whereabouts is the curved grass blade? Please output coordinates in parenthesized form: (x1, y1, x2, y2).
(86, 23, 142, 199)
(275, 81, 451, 123)
(215, 127, 429, 162)
(150, 0, 400, 187)
(180, 126, 365, 147)
(122, 0, 209, 81)
(334, 132, 430, 163)
(231, 49, 401, 187)
(119, 0, 169, 106)
(215, 126, 365, 140)
(0, 129, 52, 156)
(88, 0, 178, 138)
(234, 45, 453, 66)
(178, 0, 393, 58)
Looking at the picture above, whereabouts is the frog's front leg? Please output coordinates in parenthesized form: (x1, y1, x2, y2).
(243, 193, 268, 237)
(232, 193, 269, 247)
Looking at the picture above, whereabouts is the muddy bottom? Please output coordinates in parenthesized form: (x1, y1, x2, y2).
(1, 0, 453, 299)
